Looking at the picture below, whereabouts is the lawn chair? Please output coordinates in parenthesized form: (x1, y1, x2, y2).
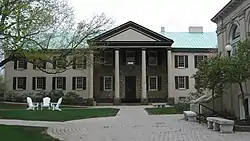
(26, 97, 39, 110)
(51, 97, 62, 111)
(40, 97, 51, 110)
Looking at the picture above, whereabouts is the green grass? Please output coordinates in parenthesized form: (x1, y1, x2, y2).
(145, 107, 179, 115)
(0, 108, 119, 121)
(0, 125, 59, 141)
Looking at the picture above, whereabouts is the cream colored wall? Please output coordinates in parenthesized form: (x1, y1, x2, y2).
(106, 28, 157, 41)
(215, 0, 250, 118)
(170, 52, 215, 103)
(4, 56, 90, 99)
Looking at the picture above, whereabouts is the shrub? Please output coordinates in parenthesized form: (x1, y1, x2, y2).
(174, 103, 190, 113)
(48, 90, 64, 102)
(63, 92, 84, 105)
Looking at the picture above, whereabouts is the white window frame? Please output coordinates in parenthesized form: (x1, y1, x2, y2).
(177, 55, 185, 68)
(104, 76, 113, 91)
(126, 51, 135, 65)
(17, 77, 25, 90)
(178, 76, 186, 89)
(56, 77, 63, 90)
(148, 51, 158, 66)
(76, 77, 83, 90)
(104, 51, 113, 65)
(148, 76, 158, 91)
(17, 60, 25, 69)
(36, 77, 44, 90)
(75, 57, 86, 69)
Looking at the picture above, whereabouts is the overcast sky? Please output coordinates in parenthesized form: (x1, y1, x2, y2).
(68, 0, 230, 32)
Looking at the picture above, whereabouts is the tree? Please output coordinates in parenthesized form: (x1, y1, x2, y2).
(225, 40, 250, 119)
(0, 0, 113, 73)
(193, 53, 228, 112)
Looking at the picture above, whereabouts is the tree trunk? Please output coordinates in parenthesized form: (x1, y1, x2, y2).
(238, 82, 247, 119)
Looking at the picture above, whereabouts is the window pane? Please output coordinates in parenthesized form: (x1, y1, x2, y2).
(149, 77, 157, 90)
(76, 77, 83, 89)
(104, 52, 113, 65)
(104, 77, 112, 90)
(178, 56, 184, 67)
(76, 57, 85, 68)
(18, 60, 25, 68)
(178, 76, 185, 88)
(57, 77, 63, 89)
(37, 77, 44, 89)
(17, 78, 25, 89)
(149, 52, 157, 65)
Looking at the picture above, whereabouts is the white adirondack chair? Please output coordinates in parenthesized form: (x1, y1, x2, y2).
(26, 97, 39, 110)
(41, 97, 51, 110)
(51, 97, 62, 111)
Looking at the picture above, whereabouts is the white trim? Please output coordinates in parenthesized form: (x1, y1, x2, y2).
(55, 77, 63, 90)
(148, 76, 158, 91)
(104, 76, 113, 91)
(75, 77, 84, 90)
(148, 51, 158, 66)
(36, 77, 44, 90)
(177, 55, 185, 68)
(17, 60, 25, 69)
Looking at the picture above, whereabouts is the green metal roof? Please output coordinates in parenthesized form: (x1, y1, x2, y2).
(160, 32, 217, 48)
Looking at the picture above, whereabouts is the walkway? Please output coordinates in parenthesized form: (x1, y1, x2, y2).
(46, 106, 250, 141)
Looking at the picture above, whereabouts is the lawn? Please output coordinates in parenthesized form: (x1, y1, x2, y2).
(0, 108, 119, 121)
(0, 125, 59, 141)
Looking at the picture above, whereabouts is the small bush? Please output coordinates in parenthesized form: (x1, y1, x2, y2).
(174, 103, 190, 113)
(63, 92, 84, 105)
(48, 90, 64, 102)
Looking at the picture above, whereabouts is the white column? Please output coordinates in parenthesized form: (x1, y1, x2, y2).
(88, 52, 94, 99)
(167, 50, 172, 98)
(141, 49, 147, 100)
(115, 50, 120, 99)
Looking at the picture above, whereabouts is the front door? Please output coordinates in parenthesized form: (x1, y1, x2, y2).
(125, 76, 137, 103)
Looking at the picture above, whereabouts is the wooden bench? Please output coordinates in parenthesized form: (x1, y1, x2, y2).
(207, 117, 234, 133)
(152, 103, 167, 108)
(183, 111, 197, 122)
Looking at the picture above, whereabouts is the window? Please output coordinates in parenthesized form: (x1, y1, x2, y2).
(72, 77, 86, 90)
(56, 77, 63, 89)
(148, 51, 157, 65)
(33, 60, 46, 69)
(53, 57, 66, 69)
(37, 77, 44, 89)
(75, 57, 86, 69)
(194, 55, 207, 68)
(175, 76, 189, 89)
(126, 51, 135, 65)
(18, 60, 25, 69)
(13, 77, 26, 90)
(104, 51, 113, 65)
(148, 76, 158, 91)
(104, 76, 113, 91)
(230, 24, 240, 55)
(178, 56, 185, 67)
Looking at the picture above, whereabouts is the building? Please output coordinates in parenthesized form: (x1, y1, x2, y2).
(4, 21, 217, 105)
(211, 0, 250, 119)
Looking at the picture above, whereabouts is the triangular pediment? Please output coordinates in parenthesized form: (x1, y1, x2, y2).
(88, 21, 174, 44)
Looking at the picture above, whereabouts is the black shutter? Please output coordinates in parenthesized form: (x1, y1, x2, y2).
(33, 60, 36, 69)
(185, 55, 188, 68)
(146, 50, 149, 66)
(83, 77, 86, 90)
(135, 51, 139, 65)
(194, 56, 198, 68)
(52, 77, 56, 90)
(100, 76, 104, 91)
(113, 76, 115, 90)
(158, 51, 162, 65)
(53, 57, 56, 69)
(185, 76, 189, 89)
(63, 77, 66, 90)
(146, 76, 148, 91)
(72, 57, 76, 69)
(43, 77, 46, 90)
(72, 77, 76, 90)
(158, 76, 161, 91)
(43, 62, 46, 69)
(13, 77, 16, 90)
(23, 77, 26, 90)
(112, 51, 115, 66)
(174, 55, 178, 68)
(24, 61, 27, 69)
(123, 50, 127, 65)
(32, 77, 36, 90)
(175, 76, 179, 89)
(83, 57, 87, 69)
(14, 60, 17, 69)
